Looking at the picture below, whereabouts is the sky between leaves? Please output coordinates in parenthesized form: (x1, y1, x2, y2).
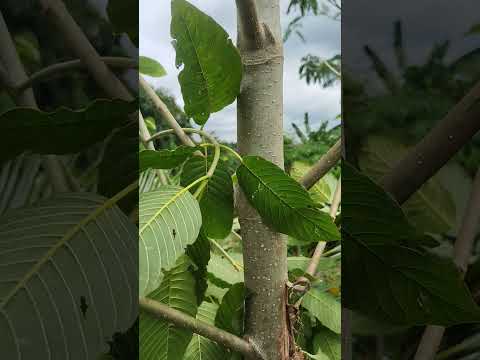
(139, 0, 341, 142)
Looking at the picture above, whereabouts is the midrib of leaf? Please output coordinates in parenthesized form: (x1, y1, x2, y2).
(0, 180, 138, 309)
(140, 175, 207, 234)
(178, 11, 212, 111)
(371, 150, 452, 228)
(346, 229, 469, 317)
(242, 164, 321, 230)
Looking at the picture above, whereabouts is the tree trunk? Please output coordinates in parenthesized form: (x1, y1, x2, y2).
(236, 1, 289, 359)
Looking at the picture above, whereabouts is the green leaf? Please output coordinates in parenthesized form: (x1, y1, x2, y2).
(466, 23, 480, 36)
(139, 146, 199, 172)
(343, 163, 480, 325)
(181, 156, 234, 239)
(208, 253, 244, 288)
(358, 136, 456, 233)
(140, 56, 166, 77)
(215, 283, 245, 337)
(313, 328, 341, 360)
(186, 231, 211, 305)
(184, 302, 227, 360)
(237, 156, 340, 243)
(303, 350, 330, 360)
(302, 289, 341, 334)
(171, 0, 242, 125)
(108, 0, 138, 45)
(0, 99, 136, 164)
(0, 193, 138, 359)
(140, 256, 198, 360)
(139, 186, 202, 296)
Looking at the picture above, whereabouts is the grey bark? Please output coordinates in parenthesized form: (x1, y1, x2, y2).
(236, 1, 289, 359)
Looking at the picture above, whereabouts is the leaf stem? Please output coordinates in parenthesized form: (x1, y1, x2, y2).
(201, 143, 244, 162)
(139, 297, 262, 359)
(209, 238, 244, 271)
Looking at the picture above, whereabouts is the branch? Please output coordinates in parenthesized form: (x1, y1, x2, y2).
(15, 57, 138, 93)
(40, 0, 132, 101)
(139, 297, 262, 359)
(235, 0, 266, 49)
(413, 167, 480, 360)
(139, 76, 197, 148)
(300, 139, 341, 190)
(382, 80, 480, 204)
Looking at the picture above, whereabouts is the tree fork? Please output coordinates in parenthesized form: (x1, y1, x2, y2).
(236, 1, 289, 359)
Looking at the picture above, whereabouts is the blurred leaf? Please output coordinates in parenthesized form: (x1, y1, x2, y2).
(0, 99, 136, 164)
(208, 253, 244, 287)
(139, 56, 166, 77)
(343, 163, 480, 326)
(313, 328, 341, 360)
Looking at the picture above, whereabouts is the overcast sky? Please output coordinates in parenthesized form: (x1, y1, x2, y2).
(139, 0, 340, 142)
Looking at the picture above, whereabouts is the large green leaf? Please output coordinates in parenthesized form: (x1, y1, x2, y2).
(140, 56, 166, 77)
(0, 99, 136, 164)
(140, 256, 198, 360)
(358, 136, 456, 233)
(0, 193, 137, 359)
(181, 156, 234, 239)
(313, 328, 341, 360)
(343, 163, 480, 325)
(237, 156, 340, 243)
(171, 0, 242, 125)
(302, 289, 341, 334)
(139, 186, 202, 296)
(184, 302, 227, 360)
(207, 253, 244, 288)
(139, 146, 199, 172)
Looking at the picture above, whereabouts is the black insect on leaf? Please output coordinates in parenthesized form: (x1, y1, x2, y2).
(172, 228, 176, 238)
(80, 296, 88, 319)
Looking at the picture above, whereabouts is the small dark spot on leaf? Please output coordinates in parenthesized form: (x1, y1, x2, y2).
(80, 296, 88, 319)
(172, 229, 176, 238)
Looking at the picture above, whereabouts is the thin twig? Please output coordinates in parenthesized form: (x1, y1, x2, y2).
(209, 237, 244, 272)
(413, 167, 480, 360)
(139, 76, 196, 148)
(15, 57, 138, 93)
(300, 139, 341, 190)
(235, 0, 266, 49)
(139, 297, 261, 359)
(139, 111, 168, 185)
